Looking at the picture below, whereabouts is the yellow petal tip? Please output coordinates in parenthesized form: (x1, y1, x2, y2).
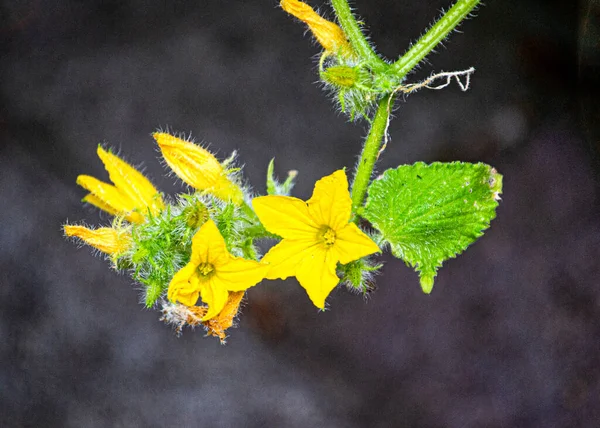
(152, 132, 185, 150)
(64, 225, 131, 255)
(96, 144, 108, 157)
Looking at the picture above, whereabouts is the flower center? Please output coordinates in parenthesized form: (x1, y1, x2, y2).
(321, 227, 336, 247)
(196, 262, 215, 278)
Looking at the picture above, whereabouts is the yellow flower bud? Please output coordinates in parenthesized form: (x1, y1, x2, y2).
(96, 147, 164, 215)
(153, 132, 244, 205)
(64, 225, 132, 255)
(76, 147, 164, 224)
(281, 0, 354, 57)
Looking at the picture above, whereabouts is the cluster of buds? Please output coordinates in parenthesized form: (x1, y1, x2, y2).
(65, 132, 381, 342)
(281, 0, 405, 120)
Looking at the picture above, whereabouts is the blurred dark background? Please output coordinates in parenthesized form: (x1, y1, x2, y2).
(1, 0, 599, 426)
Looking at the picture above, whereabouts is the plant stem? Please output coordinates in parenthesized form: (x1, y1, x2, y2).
(330, 0, 387, 70)
(350, 96, 392, 215)
(391, 0, 480, 79)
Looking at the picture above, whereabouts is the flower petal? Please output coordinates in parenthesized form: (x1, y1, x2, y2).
(170, 289, 200, 307)
(167, 262, 201, 306)
(82, 193, 145, 223)
(295, 247, 340, 309)
(261, 238, 319, 280)
(82, 194, 120, 217)
(64, 225, 131, 255)
(280, 0, 354, 56)
(215, 257, 268, 291)
(306, 170, 352, 230)
(253, 195, 320, 239)
(97, 146, 164, 215)
(332, 223, 380, 265)
(201, 279, 230, 321)
(190, 219, 230, 266)
(77, 175, 135, 215)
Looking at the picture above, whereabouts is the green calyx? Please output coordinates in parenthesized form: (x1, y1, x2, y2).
(182, 198, 210, 229)
(338, 257, 383, 295)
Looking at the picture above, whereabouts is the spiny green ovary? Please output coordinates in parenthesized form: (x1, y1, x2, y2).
(128, 207, 192, 307)
(321, 65, 360, 88)
(319, 61, 378, 121)
(320, 63, 403, 119)
(338, 257, 382, 294)
(184, 201, 210, 228)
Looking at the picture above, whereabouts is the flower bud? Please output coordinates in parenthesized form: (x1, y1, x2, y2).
(281, 0, 354, 57)
(76, 147, 164, 224)
(154, 132, 244, 205)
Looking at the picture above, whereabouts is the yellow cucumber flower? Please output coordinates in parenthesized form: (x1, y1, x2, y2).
(167, 219, 267, 320)
(76, 146, 164, 224)
(64, 225, 131, 255)
(253, 170, 380, 309)
(281, 0, 354, 57)
(153, 132, 244, 205)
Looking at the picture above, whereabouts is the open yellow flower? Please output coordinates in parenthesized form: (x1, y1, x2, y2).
(153, 132, 244, 205)
(281, 0, 354, 57)
(167, 219, 267, 320)
(76, 146, 164, 223)
(253, 170, 380, 309)
(64, 225, 131, 255)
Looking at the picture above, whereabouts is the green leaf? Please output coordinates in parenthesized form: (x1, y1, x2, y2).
(362, 162, 502, 293)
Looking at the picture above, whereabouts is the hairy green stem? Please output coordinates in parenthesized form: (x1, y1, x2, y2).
(350, 96, 392, 215)
(330, 0, 387, 70)
(341, 0, 480, 217)
(392, 0, 480, 79)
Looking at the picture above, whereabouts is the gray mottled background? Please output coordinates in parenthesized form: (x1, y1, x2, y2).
(2, 0, 599, 427)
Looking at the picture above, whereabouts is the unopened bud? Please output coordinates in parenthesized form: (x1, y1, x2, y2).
(281, 0, 354, 57)
(154, 132, 244, 205)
